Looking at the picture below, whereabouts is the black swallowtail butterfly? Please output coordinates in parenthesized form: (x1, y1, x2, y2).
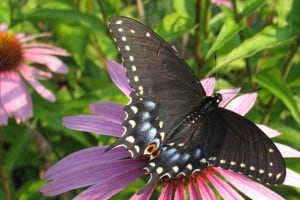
(108, 16, 286, 192)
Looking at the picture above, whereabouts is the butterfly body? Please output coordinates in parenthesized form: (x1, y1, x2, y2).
(108, 16, 286, 192)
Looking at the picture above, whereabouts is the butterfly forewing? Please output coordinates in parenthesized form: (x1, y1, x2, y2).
(109, 16, 205, 157)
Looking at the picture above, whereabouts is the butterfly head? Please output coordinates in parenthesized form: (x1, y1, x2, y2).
(213, 93, 222, 104)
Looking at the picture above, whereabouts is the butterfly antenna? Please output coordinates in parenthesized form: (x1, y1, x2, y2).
(214, 54, 220, 91)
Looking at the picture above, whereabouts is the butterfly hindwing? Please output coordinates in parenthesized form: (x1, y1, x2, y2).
(213, 108, 286, 184)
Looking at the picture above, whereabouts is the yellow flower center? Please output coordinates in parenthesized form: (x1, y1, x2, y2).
(0, 32, 23, 72)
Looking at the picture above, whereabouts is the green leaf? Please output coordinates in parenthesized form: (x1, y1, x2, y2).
(277, 0, 293, 27)
(4, 127, 31, 172)
(173, 0, 195, 18)
(239, 0, 265, 17)
(216, 26, 294, 69)
(27, 9, 105, 31)
(255, 68, 300, 123)
(290, 0, 300, 34)
(0, 1, 10, 23)
(156, 13, 191, 40)
(206, 17, 244, 59)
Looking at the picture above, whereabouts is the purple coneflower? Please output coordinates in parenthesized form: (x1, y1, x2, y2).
(0, 23, 69, 125)
(41, 60, 300, 199)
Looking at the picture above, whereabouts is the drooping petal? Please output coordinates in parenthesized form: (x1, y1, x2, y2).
(62, 115, 124, 137)
(73, 167, 142, 200)
(0, 71, 32, 124)
(41, 148, 142, 196)
(23, 53, 68, 73)
(201, 77, 216, 96)
(89, 101, 125, 123)
(188, 181, 201, 200)
(18, 65, 52, 79)
(19, 65, 55, 102)
(205, 171, 244, 200)
(45, 146, 129, 179)
(44, 160, 141, 196)
(158, 182, 173, 200)
(284, 169, 300, 187)
(218, 88, 241, 107)
(130, 183, 156, 200)
(215, 168, 284, 200)
(196, 176, 217, 200)
(174, 182, 185, 200)
(106, 60, 132, 97)
(45, 147, 105, 178)
(18, 33, 51, 43)
(275, 143, 300, 158)
(23, 43, 70, 56)
(225, 92, 257, 116)
(256, 124, 281, 138)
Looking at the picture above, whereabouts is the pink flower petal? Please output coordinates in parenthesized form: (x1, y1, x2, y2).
(19, 65, 52, 79)
(256, 124, 281, 138)
(23, 43, 69, 56)
(216, 168, 284, 200)
(0, 23, 8, 32)
(158, 182, 173, 200)
(275, 143, 300, 158)
(205, 171, 244, 200)
(174, 182, 185, 200)
(201, 77, 216, 96)
(106, 60, 132, 97)
(15, 33, 26, 40)
(19, 66, 55, 102)
(196, 177, 217, 200)
(62, 115, 123, 137)
(44, 160, 141, 195)
(130, 183, 156, 200)
(18, 33, 51, 43)
(89, 101, 125, 123)
(0, 71, 32, 124)
(284, 169, 300, 187)
(225, 92, 257, 116)
(24, 47, 69, 57)
(45, 146, 129, 179)
(188, 181, 201, 200)
(73, 168, 142, 200)
(211, 0, 232, 8)
(41, 147, 142, 196)
(23, 53, 68, 74)
(218, 88, 241, 107)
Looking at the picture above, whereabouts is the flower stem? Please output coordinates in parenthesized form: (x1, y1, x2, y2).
(137, 0, 145, 21)
(0, 126, 12, 200)
(25, 122, 54, 166)
(231, 0, 254, 89)
(95, 0, 113, 65)
(194, 0, 204, 70)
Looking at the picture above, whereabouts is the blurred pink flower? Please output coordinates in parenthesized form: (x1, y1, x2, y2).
(41, 60, 300, 199)
(0, 23, 69, 125)
(211, 0, 232, 8)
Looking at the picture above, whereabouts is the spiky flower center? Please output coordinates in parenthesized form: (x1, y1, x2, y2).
(0, 32, 23, 72)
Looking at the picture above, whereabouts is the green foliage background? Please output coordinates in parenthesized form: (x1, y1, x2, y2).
(0, 0, 299, 199)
